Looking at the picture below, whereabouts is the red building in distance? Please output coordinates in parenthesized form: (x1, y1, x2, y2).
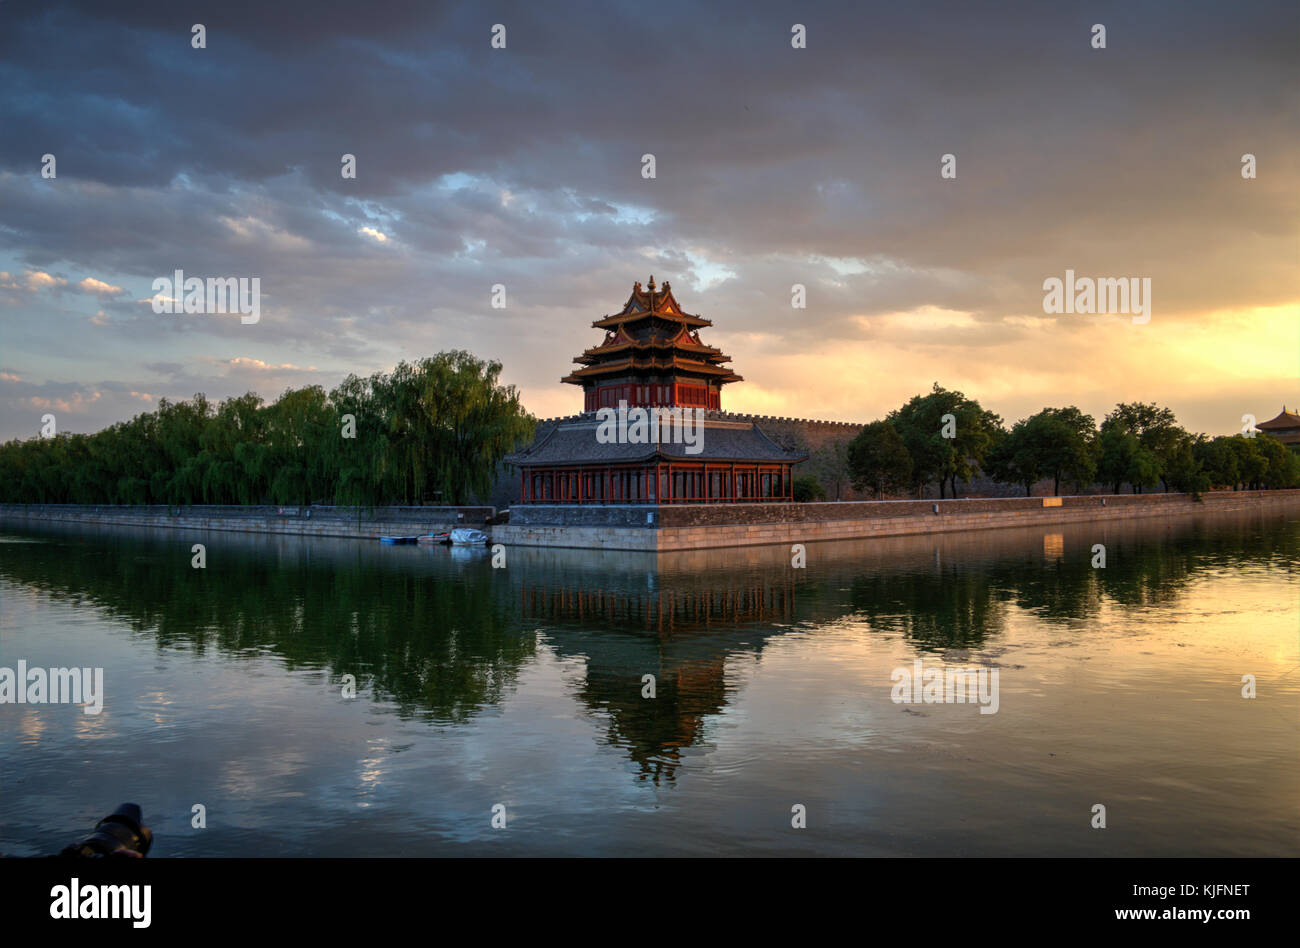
(508, 277, 804, 504)
(1257, 407, 1300, 447)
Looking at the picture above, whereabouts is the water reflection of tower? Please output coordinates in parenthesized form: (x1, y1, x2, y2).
(521, 575, 795, 784)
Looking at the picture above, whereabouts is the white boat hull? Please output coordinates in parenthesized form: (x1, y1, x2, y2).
(449, 528, 488, 545)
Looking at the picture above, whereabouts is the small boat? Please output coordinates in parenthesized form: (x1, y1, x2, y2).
(448, 527, 489, 546)
(418, 532, 451, 544)
(379, 536, 419, 545)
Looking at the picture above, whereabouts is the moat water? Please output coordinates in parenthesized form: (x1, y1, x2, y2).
(1, 509, 1296, 856)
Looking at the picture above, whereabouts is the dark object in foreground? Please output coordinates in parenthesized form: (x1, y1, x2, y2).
(59, 803, 152, 858)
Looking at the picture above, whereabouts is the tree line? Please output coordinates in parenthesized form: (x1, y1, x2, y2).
(0, 351, 535, 507)
(4, 367, 1295, 507)
(801, 384, 1299, 500)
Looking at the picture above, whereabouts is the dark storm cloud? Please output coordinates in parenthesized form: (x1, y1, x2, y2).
(0, 0, 1296, 438)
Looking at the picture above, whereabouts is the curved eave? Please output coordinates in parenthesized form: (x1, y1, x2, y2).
(509, 451, 803, 468)
(562, 374, 744, 386)
(575, 339, 732, 361)
(1257, 413, 1300, 430)
(507, 419, 805, 468)
(562, 357, 743, 380)
(592, 312, 712, 329)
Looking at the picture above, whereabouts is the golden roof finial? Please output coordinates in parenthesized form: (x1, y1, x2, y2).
(647, 275, 656, 291)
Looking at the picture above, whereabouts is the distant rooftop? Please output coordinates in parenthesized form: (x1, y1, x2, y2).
(1258, 407, 1300, 431)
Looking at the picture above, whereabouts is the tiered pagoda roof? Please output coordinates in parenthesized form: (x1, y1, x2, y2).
(561, 277, 743, 386)
(1257, 407, 1300, 431)
(505, 276, 806, 503)
(1258, 407, 1300, 444)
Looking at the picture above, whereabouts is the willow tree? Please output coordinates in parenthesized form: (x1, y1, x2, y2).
(328, 372, 388, 508)
(0, 350, 534, 507)
(405, 351, 533, 505)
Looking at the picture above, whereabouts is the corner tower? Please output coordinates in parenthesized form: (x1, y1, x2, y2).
(562, 276, 742, 411)
(506, 276, 805, 506)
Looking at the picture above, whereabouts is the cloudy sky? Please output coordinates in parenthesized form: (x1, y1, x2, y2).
(1, 0, 1296, 442)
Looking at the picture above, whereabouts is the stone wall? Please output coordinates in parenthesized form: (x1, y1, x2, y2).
(655, 491, 1183, 525)
(493, 489, 1300, 551)
(509, 505, 660, 528)
(7, 492, 1296, 551)
(0, 504, 495, 540)
(720, 413, 867, 500)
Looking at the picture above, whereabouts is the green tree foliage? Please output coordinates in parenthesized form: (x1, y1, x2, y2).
(1193, 433, 1299, 491)
(887, 383, 1002, 497)
(1255, 434, 1300, 488)
(852, 391, 1294, 498)
(0, 351, 534, 506)
(1100, 402, 1189, 492)
(1228, 435, 1269, 490)
(1161, 434, 1210, 496)
(1095, 427, 1160, 494)
(987, 407, 1097, 496)
(985, 420, 1043, 496)
(846, 420, 913, 499)
(791, 475, 827, 503)
(1036, 406, 1098, 495)
(1192, 436, 1240, 490)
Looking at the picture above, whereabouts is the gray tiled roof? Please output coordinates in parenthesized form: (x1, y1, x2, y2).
(506, 418, 806, 467)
